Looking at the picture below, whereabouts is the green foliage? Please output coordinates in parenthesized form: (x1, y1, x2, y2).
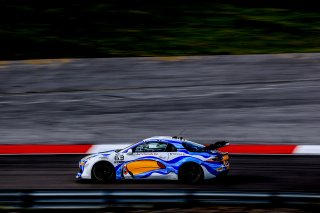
(0, 0, 319, 59)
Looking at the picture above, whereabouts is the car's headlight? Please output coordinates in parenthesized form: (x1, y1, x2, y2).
(79, 154, 97, 168)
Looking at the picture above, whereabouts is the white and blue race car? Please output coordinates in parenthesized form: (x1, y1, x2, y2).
(76, 136, 230, 183)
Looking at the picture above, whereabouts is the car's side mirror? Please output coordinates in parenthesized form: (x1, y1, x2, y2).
(127, 149, 133, 155)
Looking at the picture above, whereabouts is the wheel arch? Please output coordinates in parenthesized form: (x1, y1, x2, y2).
(179, 161, 203, 171)
(92, 160, 114, 167)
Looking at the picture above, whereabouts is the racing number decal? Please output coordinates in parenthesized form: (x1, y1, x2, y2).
(114, 154, 124, 164)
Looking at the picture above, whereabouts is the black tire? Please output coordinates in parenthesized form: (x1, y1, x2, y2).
(91, 161, 115, 183)
(178, 162, 203, 184)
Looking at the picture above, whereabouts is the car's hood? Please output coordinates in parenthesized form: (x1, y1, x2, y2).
(81, 150, 116, 161)
(96, 149, 118, 154)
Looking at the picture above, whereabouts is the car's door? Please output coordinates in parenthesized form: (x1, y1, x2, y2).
(166, 143, 184, 161)
(122, 141, 169, 179)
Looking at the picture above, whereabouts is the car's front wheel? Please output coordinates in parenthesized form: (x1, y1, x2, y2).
(91, 161, 115, 183)
(178, 162, 203, 184)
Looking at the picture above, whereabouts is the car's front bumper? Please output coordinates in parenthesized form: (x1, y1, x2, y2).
(76, 161, 92, 180)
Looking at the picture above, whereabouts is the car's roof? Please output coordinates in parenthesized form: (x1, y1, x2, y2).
(119, 136, 206, 152)
(140, 136, 207, 151)
(142, 136, 191, 144)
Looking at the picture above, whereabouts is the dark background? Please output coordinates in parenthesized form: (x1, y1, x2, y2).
(1, 0, 320, 60)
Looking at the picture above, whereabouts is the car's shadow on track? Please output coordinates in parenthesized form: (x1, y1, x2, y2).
(76, 174, 273, 187)
(207, 174, 274, 185)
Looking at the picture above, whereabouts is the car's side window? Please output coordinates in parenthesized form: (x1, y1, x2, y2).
(133, 142, 148, 152)
(133, 142, 168, 152)
(165, 143, 177, 152)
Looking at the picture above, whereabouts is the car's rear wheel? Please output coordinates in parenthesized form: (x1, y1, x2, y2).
(178, 162, 203, 184)
(91, 161, 115, 183)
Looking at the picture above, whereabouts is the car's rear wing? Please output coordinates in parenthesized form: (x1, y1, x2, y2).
(205, 141, 229, 150)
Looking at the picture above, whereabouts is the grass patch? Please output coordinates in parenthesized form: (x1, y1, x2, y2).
(0, 0, 319, 59)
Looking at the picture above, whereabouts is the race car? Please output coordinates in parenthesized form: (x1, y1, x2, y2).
(76, 136, 230, 183)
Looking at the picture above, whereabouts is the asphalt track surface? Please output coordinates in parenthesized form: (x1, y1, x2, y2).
(1, 53, 320, 145)
(0, 155, 319, 192)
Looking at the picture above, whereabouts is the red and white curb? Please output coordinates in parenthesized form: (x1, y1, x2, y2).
(0, 144, 320, 155)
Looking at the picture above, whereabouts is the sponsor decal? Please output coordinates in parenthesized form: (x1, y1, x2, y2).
(169, 153, 184, 156)
(135, 152, 159, 156)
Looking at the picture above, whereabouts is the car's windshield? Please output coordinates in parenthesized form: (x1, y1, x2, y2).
(118, 141, 142, 152)
(182, 141, 205, 152)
